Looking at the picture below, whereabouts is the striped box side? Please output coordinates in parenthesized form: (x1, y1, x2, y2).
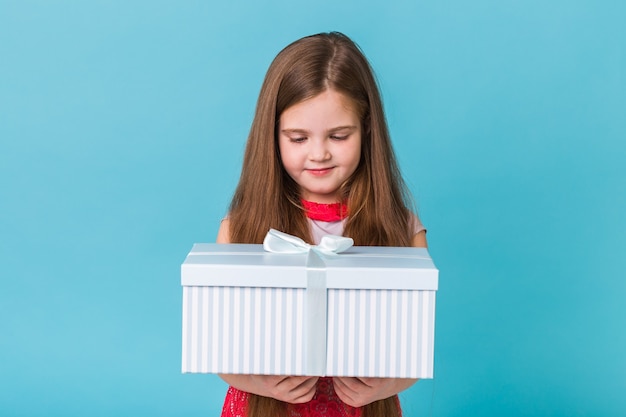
(182, 286, 307, 375)
(326, 289, 436, 378)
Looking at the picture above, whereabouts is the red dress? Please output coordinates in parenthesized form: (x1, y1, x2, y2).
(220, 378, 363, 417)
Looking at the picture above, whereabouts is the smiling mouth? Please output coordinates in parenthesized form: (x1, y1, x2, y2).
(307, 167, 334, 176)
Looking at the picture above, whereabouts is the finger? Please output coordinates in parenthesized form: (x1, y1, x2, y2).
(357, 377, 381, 388)
(277, 376, 317, 391)
(277, 377, 318, 403)
(290, 384, 318, 404)
(271, 375, 291, 385)
(334, 377, 361, 397)
(333, 379, 358, 407)
(285, 377, 319, 404)
(292, 376, 318, 393)
(254, 375, 284, 391)
(335, 377, 365, 393)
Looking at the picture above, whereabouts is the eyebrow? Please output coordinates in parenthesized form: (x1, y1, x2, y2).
(280, 125, 358, 135)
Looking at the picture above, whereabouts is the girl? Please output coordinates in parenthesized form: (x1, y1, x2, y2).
(216, 32, 427, 417)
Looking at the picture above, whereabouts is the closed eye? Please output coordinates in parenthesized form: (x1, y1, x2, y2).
(330, 135, 349, 141)
(290, 137, 307, 143)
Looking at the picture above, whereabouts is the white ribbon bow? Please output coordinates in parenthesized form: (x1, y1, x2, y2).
(263, 228, 353, 256)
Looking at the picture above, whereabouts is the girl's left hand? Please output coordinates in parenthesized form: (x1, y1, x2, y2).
(333, 377, 418, 407)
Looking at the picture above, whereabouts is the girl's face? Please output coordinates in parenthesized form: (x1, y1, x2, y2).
(278, 89, 362, 204)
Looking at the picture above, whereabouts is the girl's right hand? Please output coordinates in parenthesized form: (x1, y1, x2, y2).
(219, 374, 319, 403)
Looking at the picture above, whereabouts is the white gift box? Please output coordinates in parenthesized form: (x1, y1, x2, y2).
(181, 242, 438, 378)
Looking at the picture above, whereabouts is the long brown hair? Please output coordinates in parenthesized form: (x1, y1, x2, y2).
(228, 31, 413, 417)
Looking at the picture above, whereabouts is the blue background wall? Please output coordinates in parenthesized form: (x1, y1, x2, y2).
(1, 0, 624, 415)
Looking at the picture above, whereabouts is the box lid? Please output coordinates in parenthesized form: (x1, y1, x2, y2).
(181, 243, 438, 290)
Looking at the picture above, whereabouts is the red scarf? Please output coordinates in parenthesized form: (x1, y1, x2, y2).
(301, 200, 349, 222)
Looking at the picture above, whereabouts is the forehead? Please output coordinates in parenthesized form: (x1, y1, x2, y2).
(279, 89, 359, 128)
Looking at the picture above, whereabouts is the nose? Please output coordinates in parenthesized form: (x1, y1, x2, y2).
(308, 138, 331, 162)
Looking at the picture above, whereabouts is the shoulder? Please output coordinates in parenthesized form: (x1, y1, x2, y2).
(216, 218, 231, 243)
(411, 230, 427, 248)
(409, 213, 428, 248)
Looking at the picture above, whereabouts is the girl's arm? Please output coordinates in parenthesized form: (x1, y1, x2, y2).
(216, 219, 319, 403)
(216, 218, 232, 244)
(333, 229, 427, 406)
(411, 229, 428, 248)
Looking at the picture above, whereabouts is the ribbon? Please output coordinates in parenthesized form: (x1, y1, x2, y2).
(263, 228, 353, 256)
(262, 229, 353, 375)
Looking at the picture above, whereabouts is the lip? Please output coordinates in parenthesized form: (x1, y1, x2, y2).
(306, 167, 334, 176)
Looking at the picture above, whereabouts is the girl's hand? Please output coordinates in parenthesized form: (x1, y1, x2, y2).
(333, 377, 417, 407)
(219, 374, 319, 404)
(252, 375, 319, 403)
